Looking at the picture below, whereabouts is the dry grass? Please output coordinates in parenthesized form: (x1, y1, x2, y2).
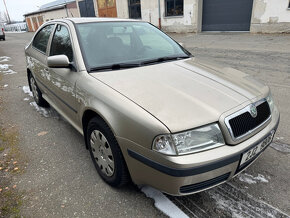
(0, 76, 25, 218)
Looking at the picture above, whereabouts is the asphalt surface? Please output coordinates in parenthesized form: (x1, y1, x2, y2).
(0, 32, 290, 217)
(0, 33, 165, 217)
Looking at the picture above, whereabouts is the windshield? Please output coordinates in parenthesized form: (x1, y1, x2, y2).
(75, 22, 191, 71)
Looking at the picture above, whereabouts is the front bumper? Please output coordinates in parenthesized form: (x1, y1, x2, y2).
(119, 106, 280, 196)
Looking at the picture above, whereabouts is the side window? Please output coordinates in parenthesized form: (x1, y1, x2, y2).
(50, 25, 73, 62)
(32, 24, 54, 53)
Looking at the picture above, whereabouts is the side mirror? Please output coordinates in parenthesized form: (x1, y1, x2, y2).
(47, 55, 70, 68)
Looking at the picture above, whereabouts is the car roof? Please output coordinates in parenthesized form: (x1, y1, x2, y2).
(60, 17, 143, 24)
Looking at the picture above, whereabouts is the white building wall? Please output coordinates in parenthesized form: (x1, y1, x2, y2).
(43, 9, 70, 21)
(74, 0, 290, 33)
(140, 0, 198, 32)
(116, 0, 129, 18)
(67, 7, 80, 18)
(251, 0, 290, 33)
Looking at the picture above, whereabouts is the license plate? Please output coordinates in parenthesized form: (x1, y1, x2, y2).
(240, 130, 275, 167)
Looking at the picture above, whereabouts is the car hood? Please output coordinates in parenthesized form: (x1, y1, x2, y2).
(91, 58, 269, 132)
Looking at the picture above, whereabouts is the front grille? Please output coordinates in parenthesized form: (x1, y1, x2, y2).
(180, 173, 230, 194)
(228, 101, 271, 139)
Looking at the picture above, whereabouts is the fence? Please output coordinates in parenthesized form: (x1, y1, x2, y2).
(4, 22, 27, 32)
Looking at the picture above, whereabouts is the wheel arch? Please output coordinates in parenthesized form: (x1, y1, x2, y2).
(82, 108, 117, 149)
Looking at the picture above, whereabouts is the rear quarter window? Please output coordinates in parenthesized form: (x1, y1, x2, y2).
(32, 24, 54, 54)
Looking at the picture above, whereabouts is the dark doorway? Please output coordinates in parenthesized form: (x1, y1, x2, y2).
(128, 0, 141, 19)
(78, 0, 96, 17)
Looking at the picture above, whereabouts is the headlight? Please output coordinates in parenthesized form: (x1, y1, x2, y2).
(266, 92, 274, 112)
(152, 124, 225, 155)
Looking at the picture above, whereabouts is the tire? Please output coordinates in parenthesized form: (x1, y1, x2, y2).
(28, 73, 49, 107)
(86, 117, 129, 187)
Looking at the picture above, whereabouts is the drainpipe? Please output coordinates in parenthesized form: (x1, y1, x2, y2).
(64, 0, 69, 17)
(158, 0, 161, 29)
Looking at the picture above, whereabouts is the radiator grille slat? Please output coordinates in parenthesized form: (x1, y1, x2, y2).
(229, 101, 271, 138)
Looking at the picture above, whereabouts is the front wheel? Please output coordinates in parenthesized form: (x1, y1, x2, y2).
(86, 117, 129, 187)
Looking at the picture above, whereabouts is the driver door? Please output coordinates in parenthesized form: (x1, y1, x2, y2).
(46, 24, 78, 124)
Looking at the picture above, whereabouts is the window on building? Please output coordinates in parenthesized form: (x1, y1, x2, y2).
(288, 1, 290, 8)
(50, 25, 73, 62)
(128, 0, 141, 19)
(165, 0, 183, 17)
(32, 24, 54, 53)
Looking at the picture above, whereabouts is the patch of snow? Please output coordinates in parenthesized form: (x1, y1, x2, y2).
(275, 137, 284, 140)
(3, 84, 8, 88)
(22, 86, 33, 97)
(3, 69, 17, 75)
(23, 85, 60, 119)
(5, 31, 27, 33)
(209, 191, 245, 218)
(141, 186, 188, 218)
(0, 56, 11, 62)
(238, 173, 268, 184)
(0, 64, 12, 71)
(0, 63, 17, 75)
(270, 142, 290, 153)
(223, 183, 289, 218)
(30, 102, 50, 118)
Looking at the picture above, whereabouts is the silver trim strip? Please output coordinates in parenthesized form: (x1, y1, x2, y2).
(224, 99, 271, 141)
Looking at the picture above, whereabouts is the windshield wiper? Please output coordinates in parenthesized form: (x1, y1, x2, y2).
(89, 63, 141, 72)
(89, 56, 189, 72)
(141, 56, 189, 65)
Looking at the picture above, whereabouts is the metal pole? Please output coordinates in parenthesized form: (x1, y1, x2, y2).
(64, 0, 69, 17)
(158, 0, 161, 29)
(3, 0, 11, 23)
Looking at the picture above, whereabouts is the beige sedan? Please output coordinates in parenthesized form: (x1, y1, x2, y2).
(25, 18, 279, 196)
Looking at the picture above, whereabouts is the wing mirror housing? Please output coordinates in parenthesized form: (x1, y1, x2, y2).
(47, 55, 70, 68)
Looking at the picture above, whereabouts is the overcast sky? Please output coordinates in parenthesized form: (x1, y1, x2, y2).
(0, 0, 52, 21)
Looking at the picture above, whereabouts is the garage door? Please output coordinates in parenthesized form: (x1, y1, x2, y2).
(202, 0, 253, 31)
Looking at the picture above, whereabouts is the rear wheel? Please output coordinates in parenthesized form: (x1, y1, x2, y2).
(28, 74, 49, 107)
(86, 117, 129, 187)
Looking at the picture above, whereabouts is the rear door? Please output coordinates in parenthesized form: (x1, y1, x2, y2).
(47, 24, 78, 123)
(29, 24, 55, 95)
